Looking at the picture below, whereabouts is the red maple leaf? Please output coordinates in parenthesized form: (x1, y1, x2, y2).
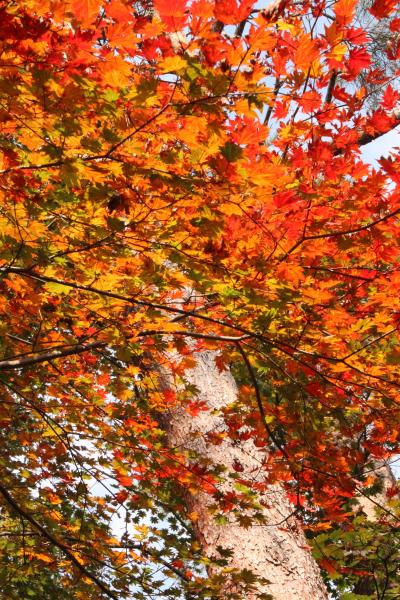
(347, 47, 371, 75)
(153, 0, 187, 30)
(214, 0, 254, 25)
(381, 84, 399, 111)
(369, 0, 398, 19)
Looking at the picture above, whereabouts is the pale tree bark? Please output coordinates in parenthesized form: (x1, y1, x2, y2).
(164, 351, 328, 600)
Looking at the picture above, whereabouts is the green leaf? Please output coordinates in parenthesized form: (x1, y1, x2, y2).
(220, 142, 243, 162)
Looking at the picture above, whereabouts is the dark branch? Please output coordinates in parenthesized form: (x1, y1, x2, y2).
(236, 342, 289, 460)
(0, 341, 106, 371)
(324, 70, 338, 104)
(139, 330, 250, 342)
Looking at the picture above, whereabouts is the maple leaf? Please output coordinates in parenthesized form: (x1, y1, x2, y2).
(294, 33, 319, 72)
(345, 27, 368, 45)
(390, 17, 400, 32)
(273, 99, 289, 119)
(214, 0, 255, 25)
(298, 90, 321, 113)
(159, 55, 187, 73)
(118, 475, 134, 487)
(106, 1, 134, 23)
(381, 84, 400, 111)
(70, 0, 100, 25)
(163, 389, 177, 404)
(347, 46, 371, 75)
(30, 552, 55, 564)
(369, 0, 398, 19)
(369, 108, 397, 133)
(232, 117, 263, 146)
(334, 0, 358, 26)
(154, 0, 187, 30)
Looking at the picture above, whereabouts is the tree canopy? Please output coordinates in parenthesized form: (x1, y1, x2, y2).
(0, 0, 400, 597)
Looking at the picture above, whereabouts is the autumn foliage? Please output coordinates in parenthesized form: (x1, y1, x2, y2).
(0, 0, 400, 597)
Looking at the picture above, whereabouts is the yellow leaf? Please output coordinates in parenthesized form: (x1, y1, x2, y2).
(103, 55, 132, 88)
(327, 42, 347, 64)
(159, 56, 187, 74)
(44, 282, 71, 296)
(220, 202, 243, 216)
(32, 552, 54, 563)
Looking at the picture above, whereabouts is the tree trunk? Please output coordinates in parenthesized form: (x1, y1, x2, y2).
(164, 351, 328, 600)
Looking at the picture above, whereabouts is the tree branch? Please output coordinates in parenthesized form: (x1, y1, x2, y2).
(0, 341, 106, 371)
(264, 77, 281, 126)
(324, 70, 338, 104)
(282, 205, 400, 260)
(0, 267, 261, 340)
(236, 342, 289, 460)
(139, 330, 250, 342)
(0, 103, 173, 176)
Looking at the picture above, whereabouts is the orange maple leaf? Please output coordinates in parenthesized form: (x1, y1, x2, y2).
(334, 0, 357, 26)
(118, 475, 134, 487)
(70, 0, 99, 25)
